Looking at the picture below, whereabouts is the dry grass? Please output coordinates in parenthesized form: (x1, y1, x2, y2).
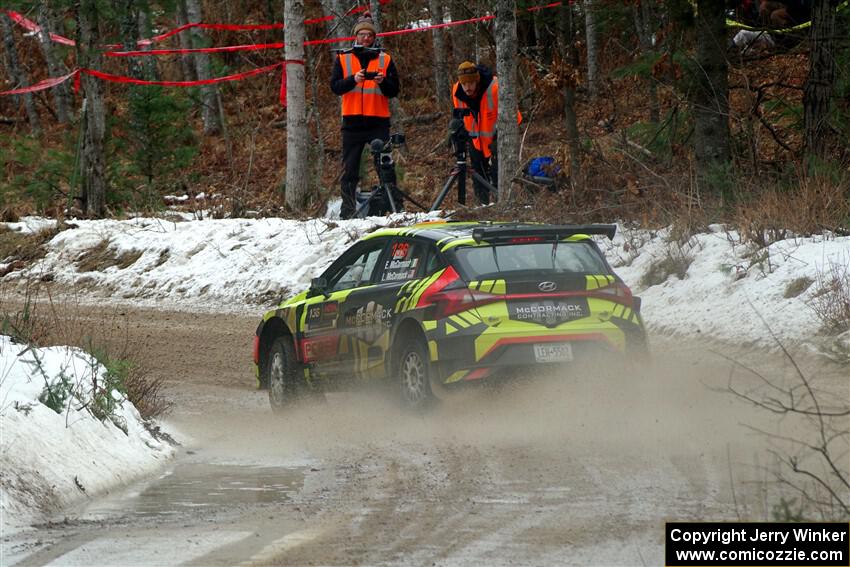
(0, 226, 61, 265)
(734, 178, 850, 247)
(0, 281, 173, 420)
(809, 258, 850, 335)
(76, 239, 143, 272)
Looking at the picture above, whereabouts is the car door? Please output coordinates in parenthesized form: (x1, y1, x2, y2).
(300, 239, 388, 378)
(340, 238, 432, 380)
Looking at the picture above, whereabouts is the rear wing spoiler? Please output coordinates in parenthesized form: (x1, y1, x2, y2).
(471, 224, 617, 244)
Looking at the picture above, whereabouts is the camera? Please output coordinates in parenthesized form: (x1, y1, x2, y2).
(363, 71, 379, 80)
(452, 107, 472, 120)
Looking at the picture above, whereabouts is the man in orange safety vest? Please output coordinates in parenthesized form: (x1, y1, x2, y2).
(451, 61, 521, 205)
(330, 13, 400, 219)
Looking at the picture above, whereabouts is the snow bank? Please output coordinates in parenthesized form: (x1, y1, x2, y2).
(0, 335, 176, 531)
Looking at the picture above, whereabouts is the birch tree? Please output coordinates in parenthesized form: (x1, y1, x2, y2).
(693, 0, 731, 190)
(37, 2, 71, 124)
(77, 0, 108, 217)
(584, 0, 599, 99)
(185, 0, 222, 135)
(1, 13, 41, 135)
(803, 0, 839, 166)
(284, 0, 309, 210)
(429, 0, 450, 106)
(495, 0, 519, 202)
(175, 0, 197, 82)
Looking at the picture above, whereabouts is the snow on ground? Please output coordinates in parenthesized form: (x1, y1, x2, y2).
(0, 213, 848, 531)
(4, 213, 848, 350)
(0, 336, 176, 532)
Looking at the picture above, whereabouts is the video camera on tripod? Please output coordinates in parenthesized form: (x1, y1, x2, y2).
(355, 132, 426, 218)
(429, 109, 497, 211)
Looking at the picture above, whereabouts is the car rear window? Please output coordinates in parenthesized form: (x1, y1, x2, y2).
(453, 242, 609, 278)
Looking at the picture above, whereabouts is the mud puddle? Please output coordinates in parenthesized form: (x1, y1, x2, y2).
(76, 463, 305, 522)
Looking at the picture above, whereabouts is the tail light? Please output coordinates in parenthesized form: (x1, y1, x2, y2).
(417, 266, 501, 318)
(595, 282, 634, 307)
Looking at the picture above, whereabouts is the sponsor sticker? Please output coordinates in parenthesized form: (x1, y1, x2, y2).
(508, 298, 589, 327)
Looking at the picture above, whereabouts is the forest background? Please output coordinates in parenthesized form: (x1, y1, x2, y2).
(0, 0, 848, 237)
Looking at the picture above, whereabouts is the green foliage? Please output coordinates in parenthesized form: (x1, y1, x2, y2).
(114, 86, 198, 210)
(39, 370, 74, 414)
(611, 52, 662, 81)
(0, 136, 76, 211)
(87, 347, 130, 423)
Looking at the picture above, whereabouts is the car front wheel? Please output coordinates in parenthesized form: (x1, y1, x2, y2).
(268, 336, 300, 412)
(397, 337, 433, 409)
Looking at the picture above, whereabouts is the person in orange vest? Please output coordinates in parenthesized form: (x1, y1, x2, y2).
(330, 13, 400, 219)
(451, 61, 520, 205)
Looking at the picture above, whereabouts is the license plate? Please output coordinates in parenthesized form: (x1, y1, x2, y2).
(533, 342, 573, 363)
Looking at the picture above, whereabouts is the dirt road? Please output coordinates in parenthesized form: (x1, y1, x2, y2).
(4, 305, 846, 566)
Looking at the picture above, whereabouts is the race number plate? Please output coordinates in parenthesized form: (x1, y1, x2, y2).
(533, 342, 574, 363)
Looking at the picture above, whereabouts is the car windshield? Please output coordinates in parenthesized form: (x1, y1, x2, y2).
(454, 241, 609, 278)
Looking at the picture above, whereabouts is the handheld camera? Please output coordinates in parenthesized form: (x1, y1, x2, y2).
(363, 71, 379, 80)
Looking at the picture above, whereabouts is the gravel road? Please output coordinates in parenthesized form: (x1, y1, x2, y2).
(4, 304, 846, 566)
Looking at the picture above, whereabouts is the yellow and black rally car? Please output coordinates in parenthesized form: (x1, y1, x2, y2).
(253, 221, 646, 411)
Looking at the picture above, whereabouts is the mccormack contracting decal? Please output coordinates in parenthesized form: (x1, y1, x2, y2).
(508, 298, 589, 327)
(344, 301, 393, 342)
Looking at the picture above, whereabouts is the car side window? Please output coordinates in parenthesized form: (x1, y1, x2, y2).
(379, 240, 427, 283)
(424, 246, 446, 275)
(331, 241, 386, 292)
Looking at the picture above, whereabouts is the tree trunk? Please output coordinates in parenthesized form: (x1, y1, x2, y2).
(803, 0, 838, 165)
(77, 0, 108, 217)
(559, 3, 581, 181)
(185, 0, 222, 135)
(284, 0, 309, 211)
(429, 0, 450, 106)
(37, 2, 71, 124)
(175, 0, 197, 82)
(584, 0, 599, 100)
(693, 0, 731, 190)
(634, 0, 660, 123)
(118, 0, 143, 79)
(1, 13, 42, 136)
(495, 0, 519, 202)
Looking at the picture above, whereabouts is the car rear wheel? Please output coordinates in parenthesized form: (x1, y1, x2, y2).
(268, 336, 301, 412)
(397, 337, 433, 409)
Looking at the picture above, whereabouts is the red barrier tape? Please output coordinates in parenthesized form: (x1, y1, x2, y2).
(81, 62, 285, 87)
(4, 9, 76, 45)
(0, 70, 79, 95)
(4, 0, 389, 49)
(105, 43, 284, 57)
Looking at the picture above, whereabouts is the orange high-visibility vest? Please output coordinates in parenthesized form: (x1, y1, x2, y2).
(338, 52, 391, 118)
(452, 77, 521, 158)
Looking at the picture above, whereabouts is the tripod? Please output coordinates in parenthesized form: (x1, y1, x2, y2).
(429, 119, 497, 212)
(355, 134, 428, 218)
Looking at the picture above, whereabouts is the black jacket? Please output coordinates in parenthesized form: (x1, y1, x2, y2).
(330, 46, 400, 130)
(452, 64, 494, 120)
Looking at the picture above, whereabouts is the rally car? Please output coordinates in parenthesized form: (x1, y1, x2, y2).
(253, 221, 647, 411)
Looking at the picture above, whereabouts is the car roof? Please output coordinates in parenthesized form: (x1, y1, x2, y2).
(362, 221, 616, 252)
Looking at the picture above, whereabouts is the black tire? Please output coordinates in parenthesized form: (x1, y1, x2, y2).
(268, 336, 301, 413)
(396, 336, 434, 409)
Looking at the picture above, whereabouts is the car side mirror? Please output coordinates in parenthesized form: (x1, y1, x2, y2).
(310, 277, 329, 297)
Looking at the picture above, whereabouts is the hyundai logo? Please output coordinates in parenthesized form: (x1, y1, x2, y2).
(538, 281, 557, 292)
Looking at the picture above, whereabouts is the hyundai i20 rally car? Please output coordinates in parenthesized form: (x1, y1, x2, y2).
(253, 221, 647, 411)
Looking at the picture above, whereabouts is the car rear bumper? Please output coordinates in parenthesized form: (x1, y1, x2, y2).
(429, 321, 643, 385)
